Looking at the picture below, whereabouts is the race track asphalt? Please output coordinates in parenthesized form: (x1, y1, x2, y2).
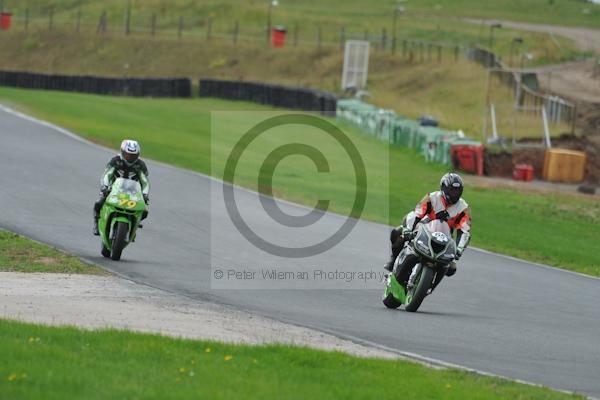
(1, 106, 599, 398)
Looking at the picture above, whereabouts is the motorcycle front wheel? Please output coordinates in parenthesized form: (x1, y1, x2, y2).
(404, 266, 434, 312)
(110, 221, 129, 261)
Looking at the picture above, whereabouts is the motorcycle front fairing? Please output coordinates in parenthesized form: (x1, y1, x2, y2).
(99, 178, 146, 249)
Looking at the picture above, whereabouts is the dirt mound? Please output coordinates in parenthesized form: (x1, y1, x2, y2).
(577, 102, 600, 136)
(485, 134, 600, 184)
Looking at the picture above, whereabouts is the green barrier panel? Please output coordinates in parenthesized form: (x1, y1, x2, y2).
(434, 132, 468, 165)
(417, 127, 461, 163)
(336, 99, 378, 132)
(391, 118, 418, 147)
(336, 98, 482, 169)
(373, 110, 397, 142)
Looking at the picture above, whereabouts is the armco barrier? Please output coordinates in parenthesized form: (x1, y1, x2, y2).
(0, 70, 192, 98)
(199, 78, 337, 116)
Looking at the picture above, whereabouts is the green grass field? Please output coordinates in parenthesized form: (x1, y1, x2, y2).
(0, 229, 106, 274)
(1, 87, 598, 276)
(0, 319, 582, 400)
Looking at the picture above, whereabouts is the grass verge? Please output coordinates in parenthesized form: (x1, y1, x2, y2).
(0, 229, 107, 275)
(0, 319, 582, 400)
(0, 87, 599, 276)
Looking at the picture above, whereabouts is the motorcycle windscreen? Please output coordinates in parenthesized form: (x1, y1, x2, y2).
(425, 219, 452, 236)
(112, 178, 142, 196)
(425, 220, 453, 256)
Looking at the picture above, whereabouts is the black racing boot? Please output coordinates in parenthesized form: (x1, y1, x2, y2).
(384, 228, 405, 272)
(384, 248, 401, 272)
(93, 208, 100, 236)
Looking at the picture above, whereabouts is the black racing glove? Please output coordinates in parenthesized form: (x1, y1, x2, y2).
(401, 227, 414, 240)
(143, 194, 150, 204)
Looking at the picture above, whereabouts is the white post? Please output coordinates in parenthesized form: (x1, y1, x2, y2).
(542, 107, 552, 148)
(482, 69, 491, 142)
(341, 40, 370, 91)
(490, 103, 498, 140)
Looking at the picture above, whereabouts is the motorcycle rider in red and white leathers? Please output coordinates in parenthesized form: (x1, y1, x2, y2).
(383, 173, 471, 277)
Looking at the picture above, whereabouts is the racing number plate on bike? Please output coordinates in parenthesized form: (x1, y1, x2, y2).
(432, 232, 448, 243)
(118, 198, 137, 209)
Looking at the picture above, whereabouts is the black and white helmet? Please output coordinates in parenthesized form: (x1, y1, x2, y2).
(120, 139, 140, 166)
(440, 173, 464, 205)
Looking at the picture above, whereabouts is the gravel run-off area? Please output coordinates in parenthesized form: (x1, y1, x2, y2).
(0, 272, 401, 360)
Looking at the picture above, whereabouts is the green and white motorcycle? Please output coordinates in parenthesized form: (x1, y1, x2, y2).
(98, 178, 147, 261)
(382, 219, 457, 312)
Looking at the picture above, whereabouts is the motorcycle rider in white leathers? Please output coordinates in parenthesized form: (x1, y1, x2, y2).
(384, 173, 471, 277)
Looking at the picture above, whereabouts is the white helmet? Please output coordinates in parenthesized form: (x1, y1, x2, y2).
(120, 139, 140, 166)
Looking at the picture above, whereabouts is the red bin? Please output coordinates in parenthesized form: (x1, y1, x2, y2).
(450, 143, 484, 176)
(271, 26, 286, 48)
(513, 164, 534, 181)
(0, 12, 12, 31)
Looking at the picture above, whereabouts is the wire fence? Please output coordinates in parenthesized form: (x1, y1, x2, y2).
(468, 47, 577, 134)
(4, 9, 467, 63)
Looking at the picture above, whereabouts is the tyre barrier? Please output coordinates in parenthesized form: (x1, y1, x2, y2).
(0, 70, 192, 98)
(199, 78, 337, 116)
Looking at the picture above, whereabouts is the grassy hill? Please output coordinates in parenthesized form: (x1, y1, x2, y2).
(0, 30, 573, 138)
(0, 0, 589, 139)
(0, 0, 589, 64)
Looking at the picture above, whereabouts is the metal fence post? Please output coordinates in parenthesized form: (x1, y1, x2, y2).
(125, 2, 131, 35)
(317, 25, 322, 50)
(48, 8, 54, 31)
(233, 20, 239, 44)
(293, 24, 298, 46)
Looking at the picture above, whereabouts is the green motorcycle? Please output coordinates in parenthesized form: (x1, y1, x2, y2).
(382, 219, 457, 312)
(98, 178, 147, 261)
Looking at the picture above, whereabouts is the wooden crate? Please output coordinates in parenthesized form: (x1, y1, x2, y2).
(543, 149, 586, 183)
